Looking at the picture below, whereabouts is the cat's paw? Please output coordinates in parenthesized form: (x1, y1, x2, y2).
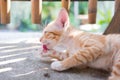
(51, 61, 66, 71)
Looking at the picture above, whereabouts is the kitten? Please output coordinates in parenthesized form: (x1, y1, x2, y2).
(40, 8, 120, 80)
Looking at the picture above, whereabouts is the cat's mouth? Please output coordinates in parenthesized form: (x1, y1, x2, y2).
(42, 45, 50, 53)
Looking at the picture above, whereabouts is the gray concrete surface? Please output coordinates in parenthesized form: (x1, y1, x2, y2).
(0, 32, 109, 80)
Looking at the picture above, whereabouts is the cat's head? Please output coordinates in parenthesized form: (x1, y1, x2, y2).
(40, 8, 69, 58)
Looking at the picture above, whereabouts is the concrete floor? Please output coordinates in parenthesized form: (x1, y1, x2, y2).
(0, 32, 109, 80)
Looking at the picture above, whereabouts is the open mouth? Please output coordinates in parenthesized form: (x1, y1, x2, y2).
(42, 45, 49, 53)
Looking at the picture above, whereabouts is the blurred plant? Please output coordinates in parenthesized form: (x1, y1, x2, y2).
(97, 9, 112, 31)
(78, 2, 88, 14)
(18, 19, 39, 32)
(69, 2, 88, 27)
(10, 2, 61, 32)
(42, 2, 61, 25)
(97, 2, 114, 32)
(0, 1, 113, 33)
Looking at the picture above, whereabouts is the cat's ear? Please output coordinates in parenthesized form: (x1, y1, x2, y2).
(55, 8, 69, 28)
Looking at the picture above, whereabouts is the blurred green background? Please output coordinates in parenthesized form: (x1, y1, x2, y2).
(0, 1, 114, 33)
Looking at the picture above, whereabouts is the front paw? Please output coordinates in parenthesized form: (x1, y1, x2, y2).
(51, 61, 67, 71)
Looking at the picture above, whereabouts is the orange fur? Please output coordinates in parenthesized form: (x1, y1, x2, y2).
(40, 8, 120, 80)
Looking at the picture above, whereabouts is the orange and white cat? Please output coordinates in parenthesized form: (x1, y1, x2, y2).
(40, 8, 120, 80)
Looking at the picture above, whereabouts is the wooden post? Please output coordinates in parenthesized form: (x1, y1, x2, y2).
(31, 0, 42, 24)
(103, 1, 120, 34)
(88, 0, 97, 24)
(1, 0, 11, 24)
(115, 0, 120, 12)
(0, 0, 1, 23)
(61, 0, 70, 13)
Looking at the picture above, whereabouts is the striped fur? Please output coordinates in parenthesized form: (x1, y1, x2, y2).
(40, 8, 120, 80)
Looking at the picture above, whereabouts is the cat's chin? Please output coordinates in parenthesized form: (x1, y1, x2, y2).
(40, 50, 52, 57)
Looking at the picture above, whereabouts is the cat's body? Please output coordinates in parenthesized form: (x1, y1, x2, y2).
(56, 27, 112, 71)
(89, 34, 120, 71)
(40, 8, 120, 80)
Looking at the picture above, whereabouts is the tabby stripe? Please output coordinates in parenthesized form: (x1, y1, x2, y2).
(88, 47, 102, 59)
(80, 53, 89, 62)
(74, 54, 84, 64)
(87, 53, 94, 61)
(86, 48, 95, 59)
(115, 64, 120, 71)
(82, 51, 94, 62)
(84, 53, 93, 62)
(49, 32, 61, 36)
(52, 36, 57, 39)
(78, 49, 96, 63)
(112, 70, 120, 76)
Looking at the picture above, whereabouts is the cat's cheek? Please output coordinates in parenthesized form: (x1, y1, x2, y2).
(51, 61, 66, 71)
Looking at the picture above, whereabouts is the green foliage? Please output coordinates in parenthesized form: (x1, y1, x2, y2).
(11, 2, 61, 32)
(0, 1, 113, 33)
(18, 19, 39, 32)
(69, 3, 77, 27)
(42, 2, 61, 25)
(97, 7, 113, 32)
(78, 2, 88, 14)
(98, 10, 112, 25)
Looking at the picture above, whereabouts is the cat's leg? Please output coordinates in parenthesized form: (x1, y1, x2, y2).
(108, 55, 120, 80)
(51, 47, 103, 71)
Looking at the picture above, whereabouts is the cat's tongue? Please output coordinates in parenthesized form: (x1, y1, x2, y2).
(42, 45, 48, 53)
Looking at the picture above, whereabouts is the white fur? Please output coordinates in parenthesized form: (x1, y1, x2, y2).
(39, 56, 52, 62)
(53, 45, 67, 53)
(51, 61, 66, 71)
